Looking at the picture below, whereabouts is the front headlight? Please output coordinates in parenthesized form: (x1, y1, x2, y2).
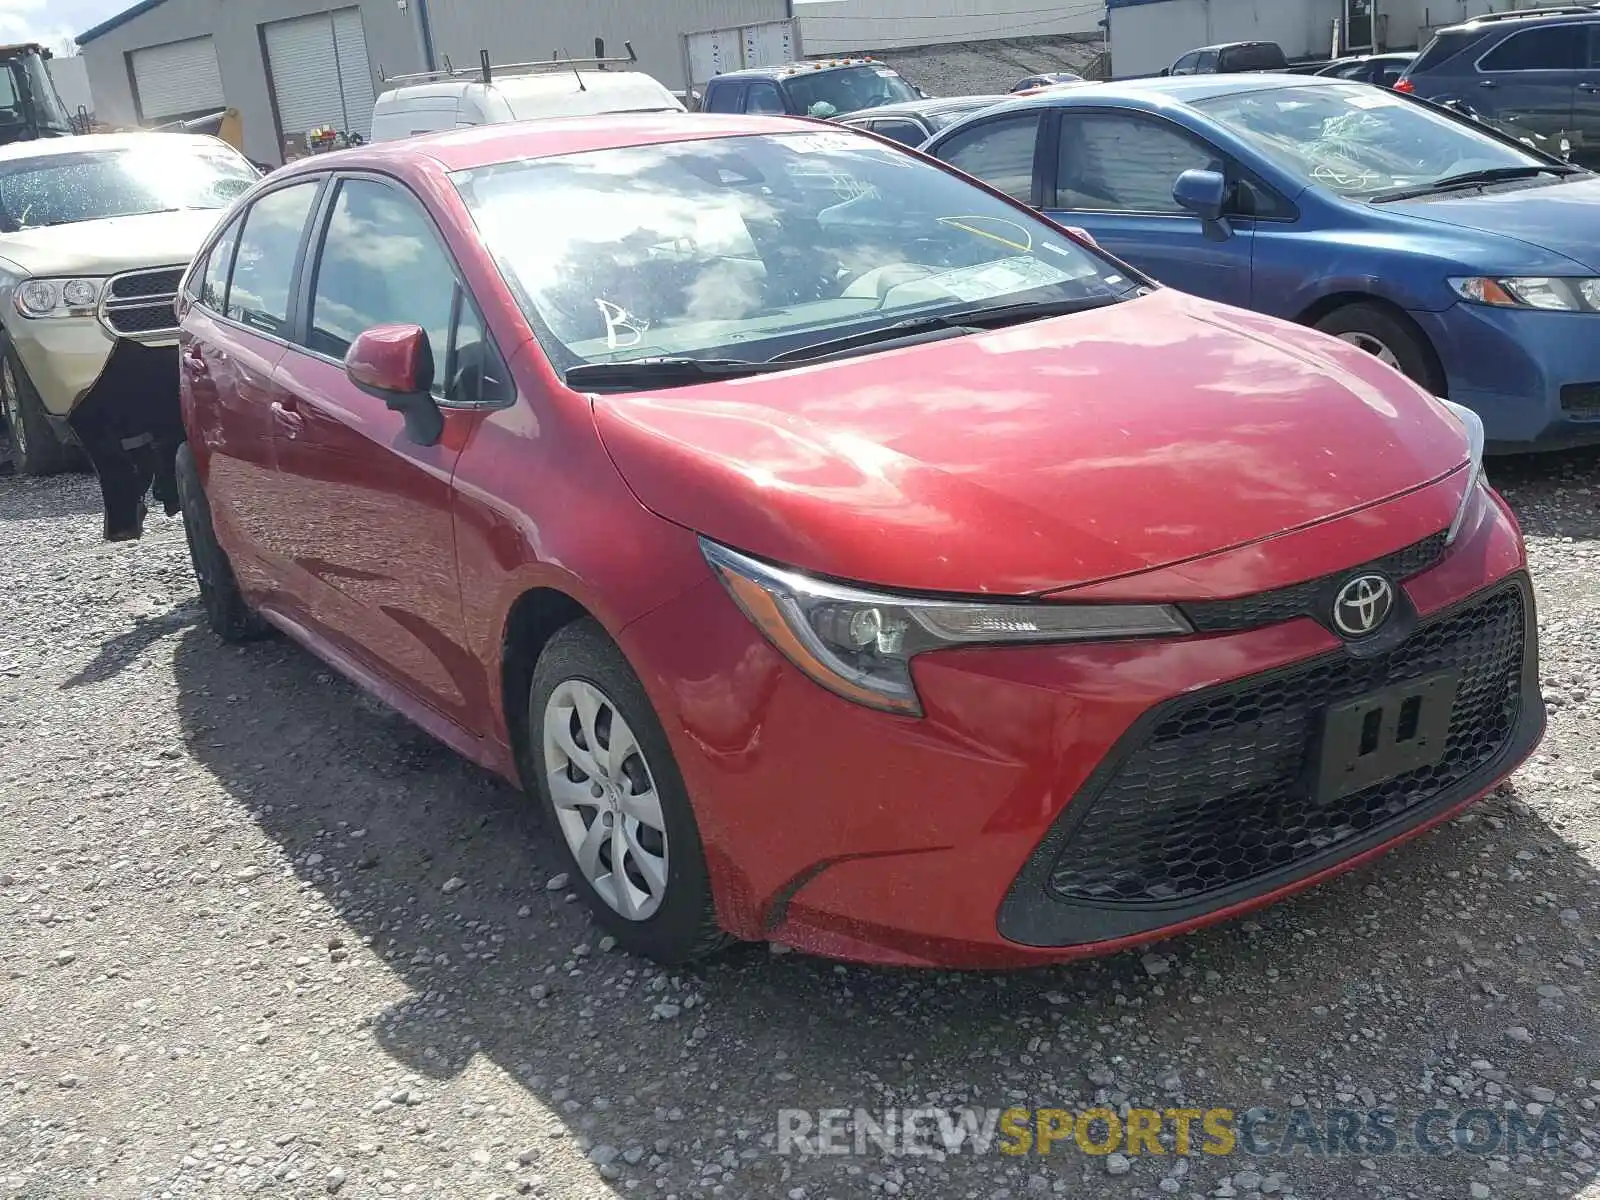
(702, 539, 1193, 715)
(1438, 398, 1486, 545)
(14, 276, 106, 319)
(1449, 276, 1600, 312)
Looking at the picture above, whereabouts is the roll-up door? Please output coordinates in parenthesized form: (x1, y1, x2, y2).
(130, 36, 224, 121)
(263, 8, 375, 141)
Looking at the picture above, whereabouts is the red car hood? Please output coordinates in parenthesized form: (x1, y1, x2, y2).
(591, 290, 1468, 596)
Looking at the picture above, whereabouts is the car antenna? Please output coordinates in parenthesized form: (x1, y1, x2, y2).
(480, 48, 492, 84)
(565, 48, 586, 91)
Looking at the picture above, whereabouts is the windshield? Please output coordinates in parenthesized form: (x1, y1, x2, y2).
(1195, 83, 1542, 197)
(786, 65, 918, 117)
(451, 131, 1139, 376)
(0, 143, 258, 232)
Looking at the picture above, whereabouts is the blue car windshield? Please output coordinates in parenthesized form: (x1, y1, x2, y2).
(1194, 83, 1543, 198)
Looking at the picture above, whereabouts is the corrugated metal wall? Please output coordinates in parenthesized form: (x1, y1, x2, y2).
(423, 0, 790, 90)
(797, 0, 1105, 55)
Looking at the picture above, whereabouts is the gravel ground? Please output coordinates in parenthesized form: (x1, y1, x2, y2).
(1, 437, 1598, 1200)
(868, 36, 1103, 97)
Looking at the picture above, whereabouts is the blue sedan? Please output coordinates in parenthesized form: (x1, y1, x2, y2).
(920, 75, 1600, 450)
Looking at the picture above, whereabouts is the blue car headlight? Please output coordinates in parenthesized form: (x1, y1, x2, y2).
(1438, 398, 1486, 546)
(1450, 276, 1600, 312)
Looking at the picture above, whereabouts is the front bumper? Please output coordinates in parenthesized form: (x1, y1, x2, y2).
(1413, 302, 1600, 451)
(8, 313, 119, 421)
(618, 482, 1539, 969)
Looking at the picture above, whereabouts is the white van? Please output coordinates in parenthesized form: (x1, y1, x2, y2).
(371, 45, 685, 143)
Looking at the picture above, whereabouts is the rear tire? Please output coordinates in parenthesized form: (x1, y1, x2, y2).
(175, 442, 270, 643)
(1312, 302, 1444, 395)
(528, 619, 730, 965)
(1, 347, 73, 476)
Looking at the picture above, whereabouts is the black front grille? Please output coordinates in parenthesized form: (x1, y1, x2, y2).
(105, 303, 179, 335)
(108, 268, 183, 300)
(1044, 583, 1526, 907)
(1179, 531, 1448, 634)
(1560, 384, 1600, 420)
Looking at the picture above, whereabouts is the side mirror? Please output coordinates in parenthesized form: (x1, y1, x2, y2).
(1158, 67, 1172, 77)
(1173, 168, 1233, 240)
(346, 324, 444, 446)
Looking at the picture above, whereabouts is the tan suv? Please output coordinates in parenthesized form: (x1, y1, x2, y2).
(0, 133, 257, 538)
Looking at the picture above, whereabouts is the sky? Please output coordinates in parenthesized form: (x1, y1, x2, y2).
(0, 0, 128, 53)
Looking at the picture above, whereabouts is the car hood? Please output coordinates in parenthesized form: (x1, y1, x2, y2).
(0, 209, 224, 277)
(592, 290, 1468, 596)
(1390, 174, 1600, 272)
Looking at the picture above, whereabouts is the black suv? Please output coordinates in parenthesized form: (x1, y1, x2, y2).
(1397, 4, 1600, 164)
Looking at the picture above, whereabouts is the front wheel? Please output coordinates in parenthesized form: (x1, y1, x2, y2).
(529, 619, 729, 964)
(1, 348, 73, 476)
(1313, 303, 1444, 395)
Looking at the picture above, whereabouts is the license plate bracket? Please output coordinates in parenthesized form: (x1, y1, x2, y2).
(1314, 670, 1460, 804)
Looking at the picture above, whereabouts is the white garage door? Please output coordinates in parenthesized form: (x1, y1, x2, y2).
(130, 36, 224, 121)
(264, 8, 375, 141)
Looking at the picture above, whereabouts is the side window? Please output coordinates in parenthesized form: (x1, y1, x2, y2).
(443, 294, 512, 406)
(935, 113, 1042, 203)
(1056, 113, 1220, 213)
(1332, 61, 1369, 80)
(227, 182, 320, 337)
(1480, 26, 1585, 71)
(745, 82, 786, 114)
(873, 119, 927, 146)
(1171, 52, 1201, 75)
(1196, 50, 1220, 72)
(198, 217, 242, 312)
(704, 82, 745, 113)
(307, 178, 457, 393)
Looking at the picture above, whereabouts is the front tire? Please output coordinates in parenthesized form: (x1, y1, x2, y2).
(1, 347, 72, 476)
(529, 619, 729, 964)
(175, 442, 269, 642)
(1313, 303, 1445, 395)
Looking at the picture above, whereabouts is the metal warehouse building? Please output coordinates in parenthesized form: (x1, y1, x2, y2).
(1107, 0, 1546, 78)
(77, 0, 792, 165)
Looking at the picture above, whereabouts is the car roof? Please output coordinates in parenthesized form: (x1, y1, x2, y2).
(842, 96, 1003, 119)
(0, 131, 225, 165)
(378, 70, 670, 102)
(1011, 73, 1333, 106)
(1189, 41, 1277, 52)
(271, 112, 827, 176)
(710, 58, 894, 81)
(1440, 6, 1600, 34)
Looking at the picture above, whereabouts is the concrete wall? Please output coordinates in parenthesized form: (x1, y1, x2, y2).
(422, 0, 789, 92)
(80, 0, 423, 164)
(796, 0, 1105, 55)
(47, 56, 95, 118)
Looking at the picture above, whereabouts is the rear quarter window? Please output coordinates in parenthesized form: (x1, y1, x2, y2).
(1410, 29, 1483, 74)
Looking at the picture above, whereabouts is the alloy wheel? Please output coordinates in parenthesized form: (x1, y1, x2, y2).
(1, 360, 27, 459)
(1336, 330, 1401, 370)
(543, 679, 669, 921)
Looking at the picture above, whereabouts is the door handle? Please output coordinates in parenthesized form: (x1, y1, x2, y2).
(1478, 79, 1497, 88)
(269, 399, 304, 439)
(1580, 83, 1600, 93)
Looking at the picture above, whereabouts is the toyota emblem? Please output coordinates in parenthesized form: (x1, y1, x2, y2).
(1332, 574, 1395, 638)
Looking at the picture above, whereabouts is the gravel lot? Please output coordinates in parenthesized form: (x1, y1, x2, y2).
(870, 36, 1102, 97)
(2, 437, 1598, 1200)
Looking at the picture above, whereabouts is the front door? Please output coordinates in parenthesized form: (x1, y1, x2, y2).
(268, 175, 489, 727)
(1044, 110, 1255, 308)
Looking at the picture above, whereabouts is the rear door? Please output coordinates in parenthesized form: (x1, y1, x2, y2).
(180, 178, 324, 587)
(267, 173, 509, 727)
(1576, 24, 1600, 160)
(1044, 109, 1254, 307)
(1474, 23, 1582, 144)
(928, 110, 1048, 205)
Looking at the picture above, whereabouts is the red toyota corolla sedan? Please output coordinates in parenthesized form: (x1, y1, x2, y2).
(172, 115, 1542, 968)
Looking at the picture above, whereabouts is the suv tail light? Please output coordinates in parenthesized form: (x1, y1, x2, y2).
(1394, 78, 1415, 93)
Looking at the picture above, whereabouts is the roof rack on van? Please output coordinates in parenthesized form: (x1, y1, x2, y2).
(380, 37, 638, 87)
(1465, 4, 1600, 21)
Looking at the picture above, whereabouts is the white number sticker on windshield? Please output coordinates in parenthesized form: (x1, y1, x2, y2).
(784, 133, 875, 154)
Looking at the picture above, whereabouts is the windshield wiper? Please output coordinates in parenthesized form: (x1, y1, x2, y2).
(1370, 164, 1580, 203)
(565, 356, 772, 390)
(766, 295, 1124, 365)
